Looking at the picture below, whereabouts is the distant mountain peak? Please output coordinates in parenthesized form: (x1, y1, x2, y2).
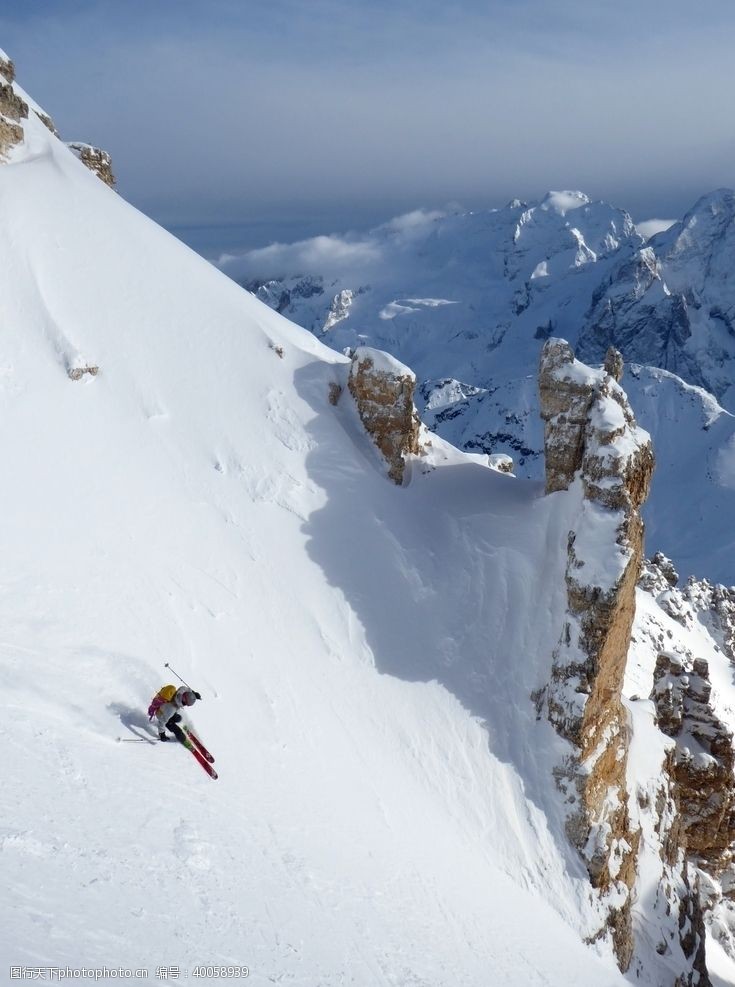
(539, 189, 592, 214)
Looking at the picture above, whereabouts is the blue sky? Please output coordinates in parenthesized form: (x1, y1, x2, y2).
(2, 1, 735, 252)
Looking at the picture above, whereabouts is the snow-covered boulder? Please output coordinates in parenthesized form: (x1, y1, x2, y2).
(347, 346, 421, 483)
(487, 452, 514, 474)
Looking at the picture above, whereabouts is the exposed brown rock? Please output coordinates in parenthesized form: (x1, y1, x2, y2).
(538, 339, 595, 493)
(0, 53, 15, 83)
(0, 81, 28, 122)
(630, 750, 712, 986)
(68, 365, 99, 381)
(348, 347, 421, 484)
(653, 653, 735, 874)
(0, 78, 28, 160)
(541, 338, 654, 969)
(67, 142, 116, 188)
(0, 117, 24, 158)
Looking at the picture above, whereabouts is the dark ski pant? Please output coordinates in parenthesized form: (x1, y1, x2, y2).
(162, 712, 186, 744)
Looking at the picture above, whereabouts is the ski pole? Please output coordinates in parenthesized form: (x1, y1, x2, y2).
(164, 661, 194, 691)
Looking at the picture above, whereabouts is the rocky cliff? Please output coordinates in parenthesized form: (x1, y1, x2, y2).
(0, 51, 27, 159)
(538, 341, 735, 982)
(540, 339, 655, 967)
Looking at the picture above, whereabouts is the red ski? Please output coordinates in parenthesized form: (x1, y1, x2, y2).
(183, 739, 218, 779)
(184, 727, 215, 763)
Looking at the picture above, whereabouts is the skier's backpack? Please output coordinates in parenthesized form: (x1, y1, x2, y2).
(148, 684, 178, 720)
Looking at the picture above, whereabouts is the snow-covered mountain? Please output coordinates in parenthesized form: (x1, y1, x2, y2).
(2, 49, 735, 987)
(222, 194, 735, 584)
(579, 189, 735, 409)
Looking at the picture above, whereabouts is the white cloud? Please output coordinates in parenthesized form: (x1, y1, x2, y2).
(380, 208, 448, 235)
(217, 206, 453, 282)
(635, 218, 677, 241)
(218, 233, 384, 281)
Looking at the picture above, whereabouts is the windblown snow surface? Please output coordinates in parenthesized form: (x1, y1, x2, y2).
(0, 104, 637, 985)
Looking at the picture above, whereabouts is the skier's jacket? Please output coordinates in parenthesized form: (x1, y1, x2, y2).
(148, 684, 178, 720)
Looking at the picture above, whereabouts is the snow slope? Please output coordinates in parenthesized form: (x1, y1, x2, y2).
(0, 92, 634, 985)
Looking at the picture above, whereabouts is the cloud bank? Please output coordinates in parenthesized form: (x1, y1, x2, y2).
(218, 207, 446, 281)
(2, 1, 735, 229)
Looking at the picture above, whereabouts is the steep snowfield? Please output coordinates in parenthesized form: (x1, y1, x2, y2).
(0, 107, 631, 983)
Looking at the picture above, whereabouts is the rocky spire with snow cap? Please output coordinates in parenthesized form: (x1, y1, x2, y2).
(540, 338, 655, 970)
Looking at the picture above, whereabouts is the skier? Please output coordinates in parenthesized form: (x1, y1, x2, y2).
(148, 684, 202, 744)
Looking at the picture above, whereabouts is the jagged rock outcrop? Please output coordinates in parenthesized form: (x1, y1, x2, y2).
(636, 553, 735, 970)
(541, 338, 654, 969)
(642, 555, 735, 867)
(347, 346, 421, 484)
(0, 66, 28, 159)
(684, 576, 735, 667)
(246, 276, 326, 321)
(653, 652, 735, 870)
(322, 289, 354, 332)
(630, 757, 710, 986)
(0, 51, 15, 83)
(67, 143, 116, 188)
